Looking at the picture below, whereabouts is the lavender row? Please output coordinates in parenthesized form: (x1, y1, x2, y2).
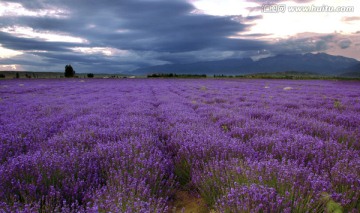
(174, 79, 360, 211)
(0, 80, 176, 212)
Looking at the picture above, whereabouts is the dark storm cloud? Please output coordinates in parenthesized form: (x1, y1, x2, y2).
(31, 50, 155, 69)
(0, 32, 77, 51)
(10, 17, 78, 32)
(103, 14, 253, 52)
(243, 15, 263, 21)
(239, 33, 272, 37)
(34, 52, 110, 64)
(0, 56, 45, 66)
(0, 51, 146, 72)
(155, 49, 249, 64)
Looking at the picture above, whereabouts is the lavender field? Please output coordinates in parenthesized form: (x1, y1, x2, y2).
(0, 79, 359, 212)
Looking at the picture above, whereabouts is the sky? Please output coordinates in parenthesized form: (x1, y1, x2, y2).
(0, 0, 359, 73)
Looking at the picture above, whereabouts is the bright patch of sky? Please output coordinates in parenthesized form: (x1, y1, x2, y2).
(192, 0, 360, 38)
(0, 65, 19, 71)
(0, 45, 23, 58)
(0, 26, 87, 43)
(0, 2, 68, 18)
(71, 47, 129, 57)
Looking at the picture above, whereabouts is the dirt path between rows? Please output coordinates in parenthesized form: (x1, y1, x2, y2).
(170, 191, 209, 213)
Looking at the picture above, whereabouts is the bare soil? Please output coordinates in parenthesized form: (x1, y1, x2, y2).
(170, 191, 209, 213)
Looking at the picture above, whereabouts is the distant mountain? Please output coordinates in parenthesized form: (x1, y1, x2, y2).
(135, 58, 254, 75)
(340, 63, 360, 77)
(134, 53, 359, 76)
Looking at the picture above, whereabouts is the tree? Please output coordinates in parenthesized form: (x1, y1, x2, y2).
(16, 72, 20, 78)
(87, 73, 94, 78)
(64, 64, 75, 78)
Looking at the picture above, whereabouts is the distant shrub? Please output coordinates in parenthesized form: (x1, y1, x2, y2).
(64, 64, 75, 78)
(16, 72, 20, 78)
(214, 74, 234, 78)
(147, 73, 207, 78)
(0, 74, 5, 78)
(87, 73, 94, 78)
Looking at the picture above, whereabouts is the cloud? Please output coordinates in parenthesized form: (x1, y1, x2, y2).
(0, 2, 68, 18)
(338, 39, 352, 49)
(246, 0, 314, 4)
(266, 33, 332, 55)
(266, 32, 359, 59)
(154, 49, 250, 64)
(342, 16, 360, 22)
(0, 32, 77, 51)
